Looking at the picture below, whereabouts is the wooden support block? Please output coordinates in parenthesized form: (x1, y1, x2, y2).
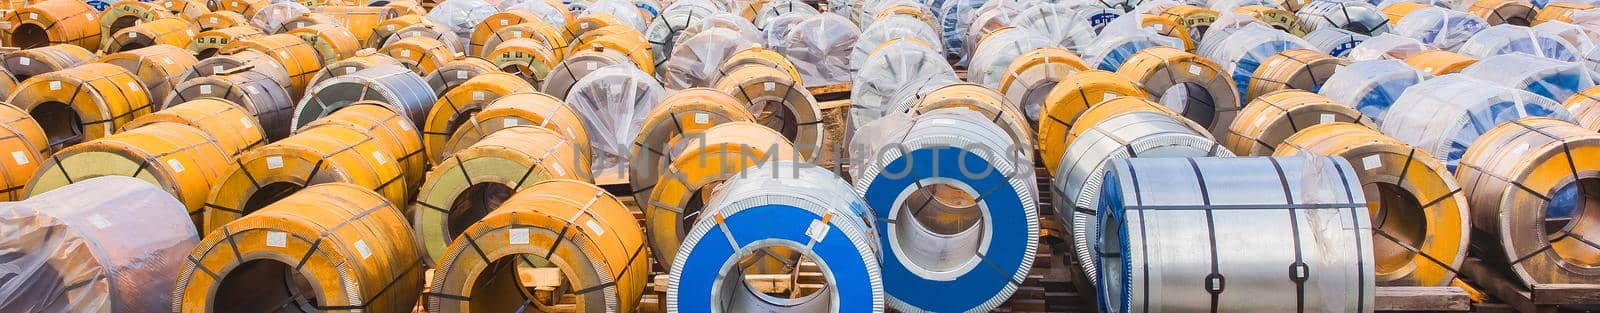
(1375, 286, 1471, 311)
(1531, 284, 1600, 305)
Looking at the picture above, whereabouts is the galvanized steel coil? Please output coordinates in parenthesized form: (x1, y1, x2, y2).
(1456, 24, 1580, 61)
(645, 122, 796, 268)
(712, 64, 824, 161)
(188, 26, 262, 59)
(295, 63, 437, 130)
(165, 66, 295, 140)
(1462, 52, 1593, 101)
(997, 47, 1090, 124)
(288, 23, 361, 65)
(221, 33, 325, 96)
(422, 72, 536, 164)
(382, 18, 465, 54)
(1239, 5, 1309, 36)
(1244, 48, 1348, 102)
(1392, 6, 1487, 50)
(2, 0, 101, 50)
(369, 14, 426, 48)
(1563, 85, 1600, 131)
(1037, 70, 1149, 174)
(0, 103, 48, 201)
(775, 13, 857, 86)
(1012, 2, 1098, 53)
(380, 35, 457, 77)
(850, 14, 941, 71)
(564, 64, 665, 176)
(1197, 23, 1312, 104)
(440, 91, 591, 162)
(28, 122, 230, 227)
(1223, 90, 1374, 155)
(627, 88, 753, 207)
(968, 28, 1056, 89)
(306, 47, 404, 89)
(124, 98, 265, 159)
(1380, 74, 1574, 170)
(715, 46, 804, 85)
(479, 21, 568, 61)
(96, 45, 197, 110)
(422, 56, 497, 95)
(8, 63, 153, 148)
(1466, 0, 1538, 26)
(849, 38, 955, 138)
(646, 1, 714, 69)
(104, 17, 196, 53)
(1302, 26, 1368, 57)
(1118, 46, 1241, 137)
(540, 47, 632, 101)
(1296, 0, 1391, 35)
(905, 82, 1035, 160)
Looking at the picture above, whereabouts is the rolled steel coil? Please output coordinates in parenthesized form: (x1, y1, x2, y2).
(98, 44, 199, 108)
(248, 2, 311, 34)
(1563, 85, 1600, 131)
(1457, 24, 1580, 61)
(383, 22, 462, 54)
(104, 17, 195, 53)
(288, 24, 360, 66)
(645, 1, 713, 68)
(124, 98, 265, 158)
(850, 14, 941, 71)
(568, 24, 656, 76)
(166, 66, 294, 140)
(1466, 0, 1538, 26)
(367, 13, 424, 49)
(1038, 70, 1148, 174)
(1303, 27, 1368, 57)
(1117, 46, 1241, 137)
(1347, 32, 1429, 62)
(175, 183, 423, 313)
(0, 103, 47, 201)
(1012, 2, 1096, 54)
(665, 28, 755, 90)
(297, 102, 426, 195)
(1080, 25, 1185, 72)
(1238, 5, 1309, 36)
(1244, 48, 1349, 101)
(1157, 5, 1222, 45)
(540, 46, 630, 101)
(1094, 156, 1374, 312)
(295, 63, 437, 130)
(1197, 23, 1313, 104)
(852, 108, 1036, 312)
(1141, 13, 1198, 53)
(2, 43, 91, 82)
(716, 46, 804, 86)
(577, 0, 648, 33)
(156, 0, 207, 23)
(1535, 2, 1593, 25)
(0, 67, 15, 97)
(1456, 117, 1600, 286)
(2, 0, 100, 50)
(8, 63, 152, 149)
(485, 37, 558, 86)
(1404, 49, 1478, 75)
(195, 11, 249, 31)
(754, 0, 817, 28)
(188, 26, 261, 59)
(628, 88, 752, 206)
(1276, 122, 1469, 286)
(422, 56, 496, 95)
(440, 92, 590, 161)
(380, 35, 456, 77)
(28, 122, 229, 227)
(668, 161, 883, 312)
(849, 38, 955, 137)
(306, 47, 403, 89)
(98, 0, 176, 44)
(563, 12, 625, 41)
(0, 176, 197, 313)
(564, 64, 666, 176)
(216, 0, 269, 17)
(309, 6, 389, 45)
(1380, 74, 1573, 170)
(905, 83, 1035, 159)
(1391, 7, 1488, 50)
(644, 121, 795, 267)
(275, 12, 335, 33)
(1462, 52, 1592, 101)
(1296, 0, 1390, 35)
(998, 48, 1090, 124)
(478, 21, 568, 62)
(421, 72, 536, 163)
(968, 28, 1055, 89)
(1223, 90, 1374, 155)
(712, 65, 823, 161)
(413, 126, 594, 263)
(201, 117, 408, 232)
(467, 10, 539, 57)
(774, 13, 855, 86)
(222, 33, 325, 96)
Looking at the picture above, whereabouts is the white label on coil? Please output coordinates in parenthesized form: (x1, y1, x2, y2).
(87, 214, 111, 229)
(400, 50, 410, 58)
(472, 91, 485, 101)
(372, 151, 386, 164)
(511, 31, 522, 37)
(581, 22, 590, 28)
(278, 51, 288, 58)
(267, 231, 287, 247)
(585, 219, 604, 237)
(764, 82, 775, 91)
(16, 57, 27, 66)
(48, 81, 59, 90)
(456, 70, 468, 79)
(693, 112, 708, 124)
(296, 22, 304, 28)
(345, 67, 356, 74)
(11, 151, 27, 165)
(1188, 64, 1202, 75)
(1102, 92, 1116, 100)
(549, 161, 563, 176)
(266, 156, 284, 169)
(500, 19, 509, 26)
(166, 159, 184, 173)
(186, 30, 194, 36)
(398, 121, 410, 131)
(231, 1, 238, 7)
(509, 228, 529, 244)
(503, 118, 519, 127)
(1319, 113, 1333, 124)
(85, 14, 92, 21)
(805, 219, 828, 242)
(1361, 154, 1381, 170)
(200, 85, 213, 94)
(165, 1, 172, 6)
(212, 65, 224, 73)
(408, 31, 419, 37)
(210, 17, 219, 24)
(353, 239, 371, 259)
(387, 25, 395, 31)
(27, 13, 35, 19)
(129, 32, 137, 38)
(163, 57, 173, 64)
(240, 117, 254, 129)
(126, 82, 139, 91)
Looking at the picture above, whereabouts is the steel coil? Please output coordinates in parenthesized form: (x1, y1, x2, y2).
(968, 28, 1055, 89)
(1463, 52, 1592, 101)
(0, 176, 197, 313)
(1456, 117, 1600, 286)
(1303, 27, 1367, 57)
(1081, 24, 1185, 72)
(104, 17, 195, 53)
(413, 124, 593, 261)
(440, 92, 591, 162)
(1563, 85, 1600, 131)
(1467, 0, 1538, 26)
(288, 23, 360, 65)
(1276, 122, 1469, 286)
(1391, 7, 1487, 50)
(1197, 23, 1313, 105)
(468, 10, 539, 56)
(1141, 13, 1198, 53)
(628, 88, 753, 208)
(1158, 5, 1222, 46)
(849, 38, 955, 138)
(276, 11, 335, 33)
(99, 44, 199, 108)
(1238, 5, 1309, 36)
(479, 21, 568, 62)
(156, 0, 207, 23)
(1348, 32, 1431, 61)
(196, 11, 249, 31)
(1244, 48, 1348, 101)
(716, 46, 804, 86)
(8, 63, 153, 149)
(645, 1, 713, 68)
(661, 28, 752, 90)
(1223, 90, 1374, 155)
(28, 122, 229, 227)
(166, 66, 295, 140)
(1382, 2, 1428, 23)
(568, 24, 656, 76)
(0, 67, 15, 97)
(217, 0, 269, 17)
(1094, 156, 1374, 312)
(564, 64, 665, 176)
(188, 26, 261, 59)
(2, 0, 100, 50)
(850, 15, 941, 71)
(124, 98, 265, 158)
(754, 0, 816, 28)
(645, 122, 795, 267)
(422, 56, 496, 95)
(712, 64, 824, 161)
(1012, 2, 1097, 53)
(1038, 70, 1148, 174)
(369, 14, 425, 48)
(668, 161, 883, 312)
(774, 13, 855, 86)
(1381, 74, 1573, 170)
(309, 6, 389, 45)
(379, 35, 456, 77)
(222, 33, 325, 96)
(175, 183, 423, 313)
(421, 72, 536, 163)
(295, 63, 437, 130)
(1118, 46, 1241, 137)
(905, 83, 1035, 158)
(997, 48, 1090, 124)
(1456, 24, 1580, 61)
(1296, 0, 1390, 35)
(485, 37, 558, 85)
(98, 0, 177, 45)
(1535, 2, 1593, 24)
(2, 44, 92, 82)
(306, 48, 403, 89)
(298, 102, 425, 196)
(0, 103, 47, 201)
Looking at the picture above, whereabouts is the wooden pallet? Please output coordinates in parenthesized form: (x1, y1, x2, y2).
(1457, 257, 1600, 312)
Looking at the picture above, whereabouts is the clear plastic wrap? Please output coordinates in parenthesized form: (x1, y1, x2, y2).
(565, 64, 667, 175)
(0, 176, 198, 313)
(675, 12, 763, 46)
(755, 0, 820, 28)
(1197, 22, 1314, 100)
(856, 0, 923, 25)
(498, 0, 571, 26)
(968, 29, 1057, 88)
(1014, 3, 1100, 53)
(1296, 0, 1391, 35)
(851, 14, 943, 70)
(1319, 59, 1427, 123)
(1303, 27, 1368, 57)
(582, 0, 650, 32)
(849, 39, 956, 140)
(1082, 13, 1186, 71)
(1456, 24, 1581, 61)
(938, 0, 985, 63)
(1391, 6, 1486, 50)
(763, 12, 815, 47)
(664, 27, 755, 90)
(647, 1, 718, 71)
(963, 0, 1024, 56)
(1195, 11, 1265, 53)
(248, 1, 310, 33)
(779, 13, 859, 86)
(884, 75, 964, 114)
(1380, 74, 1575, 170)
(427, 0, 496, 42)
(1347, 33, 1430, 60)
(1462, 53, 1594, 101)
(847, 110, 915, 179)
(1208, 0, 1283, 10)
(1533, 20, 1596, 52)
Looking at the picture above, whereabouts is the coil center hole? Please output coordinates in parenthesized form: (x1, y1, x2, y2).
(722, 243, 832, 311)
(1158, 82, 1217, 129)
(29, 101, 83, 149)
(1547, 177, 1600, 267)
(449, 183, 514, 240)
(10, 24, 49, 49)
(470, 255, 572, 311)
(244, 182, 304, 215)
(894, 182, 986, 276)
(214, 259, 318, 313)
(1370, 182, 1426, 276)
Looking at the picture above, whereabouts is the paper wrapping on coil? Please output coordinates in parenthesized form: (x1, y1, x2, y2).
(1320, 59, 1428, 123)
(1380, 74, 1575, 169)
(1457, 24, 1581, 61)
(664, 28, 755, 90)
(1348, 33, 1430, 60)
(1304, 27, 1369, 57)
(851, 15, 943, 70)
(1082, 13, 1185, 71)
(0, 176, 198, 313)
(1392, 6, 1487, 50)
(969, 30, 1057, 88)
(1198, 22, 1314, 100)
(1462, 53, 1594, 101)
(427, 0, 495, 43)
(248, 2, 310, 33)
(498, 0, 569, 26)
(849, 39, 956, 134)
(582, 0, 650, 32)
(779, 13, 859, 86)
(1013, 3, 1098, 53)
(566, 64, 667, 176)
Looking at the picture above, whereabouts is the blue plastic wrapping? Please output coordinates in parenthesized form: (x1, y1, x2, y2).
(1197, 23, 1313, 102)
(1533, 20, 1596, 52)
(937, 0, 985, 64)
(1380, 74, 1576, 171)
(1456, 24, 1581, 61)
(1462, 53, 1594, 102)
(1083, 12, 1185, 71)
(1319, 59, 1427, 123)
(1304, 27, 1369, 57)
(1391, 6, 1486, 50)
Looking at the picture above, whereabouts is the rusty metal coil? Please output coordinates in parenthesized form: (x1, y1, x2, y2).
(1562, 85, 1600, 132)
(1, 43, 91, 82)
(1237, 5, 1308, 36)
(98, 0, 177, 44)
(468, 10, 540, 57)
(368, 14, 423, 48)
(296, 63, 436, 130)
(1244, 48, 1349, 102)
(195, 11, 248, 31)
(997, 47, 1089, 124)
(380, 35, 456, 76)
(309, 6, 388, 45)
(188, 26, 260, 58)
(2, 0, 100, 50)
(1275, 122, 1469, 287)
(645, 121, 795, 268)
(125, 98, 264, 158)
(411, 126, 594, 262)
(298, 101, 425, 195)
(427, 179, 643, 312)
(287, 23, 359, 65)
(28, 122, 229, 227)
(1466, 0, 1537, 26)
(627, 88, 753, 206)
(1536, 2, 1591, 25)
(422, 72, 537, 164)
(0, 102, 48, 201)
(422, 56, 496, 95)
(166, 66, 294, 140)
(382, 20, 464, 54)
(1037, 70, 1148, 174)
(712, 65, 823, 162)
(99, 45, 198, 108)
(103, 17, 195, 53)
(222, 33, 325, 96)
(1116, 46, 1240, 138)
(215, 0, 268, 17)
(8, 63, 153, 149)
(1457, 117, 1600, 286)
(1404, 49, 1477, 75)
(715, 46, 803, 87)
(154, 0, 207, 23)
(176, 183, 424, 313)
(441, 92, 590, 162)
(1223, 90, 1374, 155)
(540, 47, 631, 100)
(306, 47, 403, 90)
(200, 116, 408, 233)
(485, 37, 558, 86)
(479, 21, 568, 61)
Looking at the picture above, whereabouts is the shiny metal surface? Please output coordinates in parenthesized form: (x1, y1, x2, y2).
(294, 63, 437, 130)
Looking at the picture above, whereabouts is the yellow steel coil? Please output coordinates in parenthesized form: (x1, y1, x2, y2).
(194, 10, 247, 31)
(1536, 2, 1592, 24)
(485, 37, 559, 85)
(187, 25, 259, 59)
(1245, 48, 1349, 102)
(442, 92, 590, 160)
(1141, 13, 1196, 52)
(629, 88, 753, 205)
(0, 103, 48, 201)
(98, 0, 175, 44)
(1236, 5, 1306, 35)
(123, 98, 263, 158)
(412, 126, 593, 262)
(717, 46, 804, 86)
(1466, 0, 1538, 26)
(99, 44, 200, 106)
(469, 10, 541, 57)
(8, 63, 152, 149)
(2, 43, 92, 81)
(384, 19, 464, 53)
(541, 47, 632, 99)
(154, 0, 206, 23)
(997, 47, 1090, 123)
(1116, 46, 1239, 138)
(877, 4, 936, 31)
(307, 47, 403, 89)
(424, 56, 498, 95)
(1222, 90, 1374, 155)
(175, 183, 424, 313)
(1457, 117, 1600, 286)
(369, 13, 423, 48)
(1563, 86, 1600, 132)
(215, 0, 268, 17)
(201, 116, 407, 233)
(568, 24, 655, 75)
(28, 122, 229, 227)
(1066, 96, 1209, 149)
(276, 12, 335, 33)
(645, 121, 795, 266)
(222, 33, 325, 96)
(426, 179, 645, 313)
(381, 0, 426, 18)
(103, 17, 195, 53)
(2, 0, 100, 50)
(288, 23, 360, 65)
(1037, 70, 1147, 173)
(712, 64, 823, 161)
(310, 6, 388, 46)
(909, 82, 1036, 154)
(1156, 5, 1217, 44)
(423, 72, 538, 164)
(563, 13, 623, 40)
(1404, 50, 1477, 75)
(380, 35, 456, 77)
(166, 66, 294, 140)
(298, 101, 426, 194)
(1275, 122, 1469, 286)
(480, 21, 568, 61)
(1382, 2, 1428, 24)
(0, 67, 15, 96)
